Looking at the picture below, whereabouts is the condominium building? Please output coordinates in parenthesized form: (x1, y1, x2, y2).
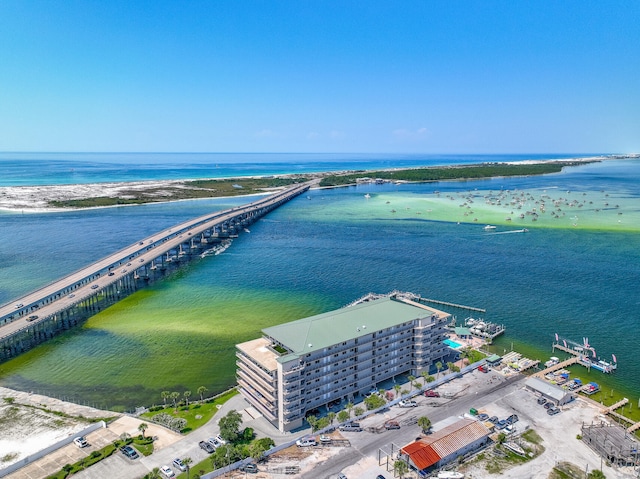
(236, 293, 450, 432)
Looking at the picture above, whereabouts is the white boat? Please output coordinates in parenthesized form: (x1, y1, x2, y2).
(243, 228, 250, 233)
(483, 225, 496, 231)
(504, 442, 526, 456)
(364, 193, 371, 199)
(544, 356, 560, 368)
(437, 472, 464, 479)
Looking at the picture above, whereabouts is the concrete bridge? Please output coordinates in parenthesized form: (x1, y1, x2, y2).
(0, 181, 310, 362)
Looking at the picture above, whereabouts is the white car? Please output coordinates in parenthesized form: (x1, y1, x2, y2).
(160, 465, 175, 478)
(215, 433, 226, 445)
(296, 437, 317, 447)
(207, 437, 221, 448)
(73, 436, 88, 448)
(398, 399, 418, 408)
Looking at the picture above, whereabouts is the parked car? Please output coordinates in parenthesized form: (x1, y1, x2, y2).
(424, 390, 440, 397)
(478, 365, 489, 373)
(376, 475, 387, 479)
(239, 463, 259, 473)
(504, 424, 515, 434)
(338, 422, 362, 432)
(506, 414, 519, 424)
(319, 435, 332, 444)
(296, 437, 317, 447)
(172, 458, 187, 472)
(547, 407, 561, 416)
(477, 413, 489, 421)
(489, 416, 499, 424)
(496, 420, 508, 429)
(91, 284, 99, 289)
(120, 445, 139, 459)
(160, 465, 175, 478)
(199, 441, 215, 453)
(384, 420, 401, 430)
(337, 474, 347, 479)
(398, 399, 417, 408)
(537, 397, 547, 405)
(27, 315, 38, 321)
(544, 402, 554, 409)
(73, 436, 88, 448)
(214, 434, 227, 445)
(207, 437, 222, 448)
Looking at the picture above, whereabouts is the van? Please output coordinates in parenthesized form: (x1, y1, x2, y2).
(384, 420, 400, 430)
(338, 422, 362, 432)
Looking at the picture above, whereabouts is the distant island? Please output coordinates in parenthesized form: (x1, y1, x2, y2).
(0, 158, 604, 211)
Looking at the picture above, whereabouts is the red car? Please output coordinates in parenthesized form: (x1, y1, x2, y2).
(424, 390, 440, 397)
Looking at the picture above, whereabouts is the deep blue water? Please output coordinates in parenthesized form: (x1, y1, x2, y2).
(0, 154, 638, 407)
(0, 152, 601, 186)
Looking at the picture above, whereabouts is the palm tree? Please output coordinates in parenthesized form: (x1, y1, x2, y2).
(170, 391, 180, 410)
(182, 457, 193, 479)
(394, 384, 402, 399)
(345, 401, 354, 417)
(183, 390, 192, 407)
(161, 391, 170, 407)
(394, 458, 409, 479)
(197, 385, 208, 401)
(138, 422, 148, 438)
(407, 375, 416, 392)
(420, 371, 430, 387)
(327, 411, 336, 426)
(435, 361, 443, 379)
(147, 467, 161, 479)
(446, 361, 454, 374)
(417, 416, 431, 433)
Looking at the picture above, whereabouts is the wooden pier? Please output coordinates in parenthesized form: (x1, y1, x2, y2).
(601, 398, 628, 415)
(420, 298, 486, 313)
(532, 356, 579, 378)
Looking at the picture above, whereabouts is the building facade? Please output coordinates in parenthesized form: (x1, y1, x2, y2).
(236, 294, 450, 431)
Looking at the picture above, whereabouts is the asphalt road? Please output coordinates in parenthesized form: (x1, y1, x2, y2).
(299, 372, 526, 479)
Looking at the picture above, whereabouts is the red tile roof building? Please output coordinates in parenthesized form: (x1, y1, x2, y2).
(400, 418, 491, 472)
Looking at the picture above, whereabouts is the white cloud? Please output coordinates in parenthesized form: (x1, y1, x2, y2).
(392, 127, 430, 141)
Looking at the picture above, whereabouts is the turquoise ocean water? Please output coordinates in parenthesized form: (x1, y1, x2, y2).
(0, 153, 638, 410)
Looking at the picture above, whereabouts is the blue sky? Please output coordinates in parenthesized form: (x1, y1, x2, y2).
(0, 1, 638, 153)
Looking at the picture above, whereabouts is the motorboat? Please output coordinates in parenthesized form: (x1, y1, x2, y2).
(483, 225, 496, 231)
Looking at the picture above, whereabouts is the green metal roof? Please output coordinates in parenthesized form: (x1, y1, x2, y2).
(454, 327, 471, 336)
(262, 297, 444, 362)
(486, 354, 502, 363)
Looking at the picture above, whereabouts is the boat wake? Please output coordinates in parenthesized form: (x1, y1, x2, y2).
(485, 229, 529, 235)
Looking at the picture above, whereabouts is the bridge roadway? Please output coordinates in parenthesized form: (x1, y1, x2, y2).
(0, 182, 310, 344)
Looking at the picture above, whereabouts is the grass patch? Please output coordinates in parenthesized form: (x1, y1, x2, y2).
(46, 442, 119, 479)
(132, 436, 154, 456)
(521, 429, 544, 445)
(549, 461, 585, 479)
(1, 452, 18, 463)
(48, 177, 309, 208)
(141, 389, 237, 434)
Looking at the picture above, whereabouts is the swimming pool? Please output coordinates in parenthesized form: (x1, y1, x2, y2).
(444, 338, 463, 349)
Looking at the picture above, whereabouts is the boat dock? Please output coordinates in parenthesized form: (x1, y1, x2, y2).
(551, 341, 617, 374)
(532, 356, 579, 378)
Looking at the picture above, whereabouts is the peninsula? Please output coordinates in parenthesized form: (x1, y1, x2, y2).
(0, 158, 603, 211)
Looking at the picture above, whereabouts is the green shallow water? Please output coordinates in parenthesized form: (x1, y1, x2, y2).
(0, 264, 330, 410)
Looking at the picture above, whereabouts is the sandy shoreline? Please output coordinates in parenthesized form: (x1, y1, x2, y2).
(0, 157, 619, 213)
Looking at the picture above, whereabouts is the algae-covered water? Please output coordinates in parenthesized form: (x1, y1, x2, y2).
(0, 157, 638, 411)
